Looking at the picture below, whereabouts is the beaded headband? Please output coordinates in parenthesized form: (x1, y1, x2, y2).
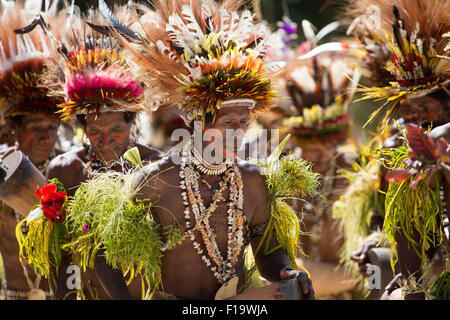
(181, 98, 256, 127)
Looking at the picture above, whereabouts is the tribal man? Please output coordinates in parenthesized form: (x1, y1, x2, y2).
(340, 0, 450, 300)
(91, 0, 317, 300)
(16, 4, 164, 299)
(250, 18, 363, 298)
(0, 0, 63, 300)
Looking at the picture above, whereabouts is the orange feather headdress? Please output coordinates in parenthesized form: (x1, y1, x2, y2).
(103, 0, 285, 127)
(0, 0, 63, 121)
(267, 19, 360, 135)
(345, 0, 450, 126)
(20, 2, 145, 121)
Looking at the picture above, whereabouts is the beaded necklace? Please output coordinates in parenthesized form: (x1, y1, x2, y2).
(191, 146, 229, 175)
(179, 143, 247, 284)
(84, 143, 133, 177)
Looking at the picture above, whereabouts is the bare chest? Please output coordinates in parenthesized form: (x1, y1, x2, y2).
(157, 182, 250, 249)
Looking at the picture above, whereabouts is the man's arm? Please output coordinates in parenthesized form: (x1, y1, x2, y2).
(94, 252, 133, 300)
(138, 144, 166, 163)
(93, 161, 170, 300)
(248, 169, 315, 299)
(45, 151, 87, 197)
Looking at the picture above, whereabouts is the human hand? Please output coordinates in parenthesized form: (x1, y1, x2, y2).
(280, 267, 315, 300)
(350, 240, 378, 277)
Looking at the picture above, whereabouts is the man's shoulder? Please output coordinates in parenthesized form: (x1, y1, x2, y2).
(48, 147, 85, 172)
(137, 143, 166, 162)
(134, 153, 181, 202)
(46, 147, 87, 193)
(143, 152, 179, 172)
(236, 159, 263, 178)
(137, 153, 180, 185)
(236, 159, 267, 190)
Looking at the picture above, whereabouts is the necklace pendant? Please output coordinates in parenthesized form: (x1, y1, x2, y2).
(28, 288, 46, 300)
(215, 276, 239, 300)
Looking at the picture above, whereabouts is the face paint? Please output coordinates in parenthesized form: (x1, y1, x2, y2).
(15, 115, 59, 165)
(86, 121, 131, 163)
(18, 130, 34, 141)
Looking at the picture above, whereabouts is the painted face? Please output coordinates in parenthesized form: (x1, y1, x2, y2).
(204, 106, 250, 158)
(14, 113, 59, 165)
(85, 112, 132, 163)
(293, 135, 336, 174)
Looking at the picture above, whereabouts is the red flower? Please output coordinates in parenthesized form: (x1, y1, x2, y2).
(35, 183, 67, 223)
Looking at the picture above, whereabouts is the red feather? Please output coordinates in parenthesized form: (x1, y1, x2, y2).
(385, 169, 414, 183)
(406, 123, 440, 162)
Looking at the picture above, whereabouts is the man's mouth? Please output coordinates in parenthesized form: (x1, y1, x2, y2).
(34, 147, 53, 156)
(95, 148, 123, 160)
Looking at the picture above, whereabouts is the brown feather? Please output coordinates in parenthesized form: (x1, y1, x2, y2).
(345, 0, 450, 52)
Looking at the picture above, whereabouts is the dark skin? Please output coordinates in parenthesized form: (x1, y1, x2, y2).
(8, 113, 60, 165)
(0, 124, 12, 146)
(0, 113, 61, 296)
(94, 106, 315, 300)
(45, 111, 164, 299)
(46, 112, 164, 196)
(397, 95, 450, 127)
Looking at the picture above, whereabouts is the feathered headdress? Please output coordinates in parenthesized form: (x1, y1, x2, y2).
(104, 0, 284, 127)
(345, 0, 450, 126)
(0, 0, 62, 120)
(19, 1, 144, 121)
(269, 19, 360, 135)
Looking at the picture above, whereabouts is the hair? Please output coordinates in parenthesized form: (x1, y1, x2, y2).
(420, 87, 450, 128)
(429, 87, 450, 103)
(7, 115, 24, 128)
(76, 111, 137, 128)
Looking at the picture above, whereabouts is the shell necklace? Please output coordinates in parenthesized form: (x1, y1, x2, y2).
(180, 143, 247, 284)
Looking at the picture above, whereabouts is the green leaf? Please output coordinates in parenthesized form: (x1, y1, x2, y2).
(48, 178, 66, 193)
(54, 223, 62, 268)
(123, 147, 142, 167)
(266, 134, 291, 167)
(48, 224, 55, 265)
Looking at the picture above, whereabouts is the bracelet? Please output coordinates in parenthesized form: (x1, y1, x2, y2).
(283, 265, 294, 272)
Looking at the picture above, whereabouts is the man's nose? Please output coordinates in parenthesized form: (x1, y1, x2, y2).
(102, 132, 110, 148)
(39, 129, 55, 142)
(234, 125, 246, 138)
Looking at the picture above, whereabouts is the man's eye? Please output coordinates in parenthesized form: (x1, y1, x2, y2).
(112, 127, 123, 132)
